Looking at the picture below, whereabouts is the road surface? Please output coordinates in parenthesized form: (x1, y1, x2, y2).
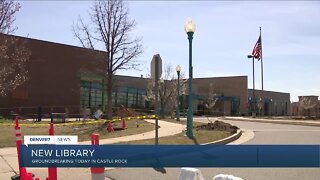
(106, 117, 320, 180)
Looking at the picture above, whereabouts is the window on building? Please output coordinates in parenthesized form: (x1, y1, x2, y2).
(80, 80, 105, 108)
(80, 79, 147, 110)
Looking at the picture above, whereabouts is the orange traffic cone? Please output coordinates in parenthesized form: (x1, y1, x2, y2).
(107, 122, 114, 133)
(122, 118, 127, 129)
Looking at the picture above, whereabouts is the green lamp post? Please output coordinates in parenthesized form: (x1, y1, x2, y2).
(247, 54, 256, 117)
(270, 98, 273, 116)
(159, 78, 164, 118)
(184, 18, 196, 138)
(176, 65, 181, 121)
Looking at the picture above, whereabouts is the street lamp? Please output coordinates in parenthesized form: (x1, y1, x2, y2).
(159, 78, 164, 118)
(248, 97, 252, 115)
(185, 18, 196, 138)
(247, 55, 256, 117)
(259, 97, 263, 116)
(270, 98, 273, 116)
(176, 65, 181, 121)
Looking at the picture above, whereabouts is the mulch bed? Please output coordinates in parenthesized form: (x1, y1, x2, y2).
(195, 120, 239, 134)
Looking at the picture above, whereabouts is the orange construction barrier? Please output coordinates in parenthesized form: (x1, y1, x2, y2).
(122, 118, 127, 129)
(13, 116, 35, 180)
(15, 116, 22, 174)
(20, 167, 27, 180)
(91, 134, 105, 180)
(107, 122, 114, 133)
(27, 173, 33, 180)
(47, 123, 57, 180)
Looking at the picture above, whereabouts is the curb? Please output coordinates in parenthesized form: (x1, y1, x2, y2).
(222, 117, 320, 127)
(201, 129, 242, 145)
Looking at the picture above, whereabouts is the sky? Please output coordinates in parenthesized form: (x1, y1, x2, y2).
(13, 1, 320, 101)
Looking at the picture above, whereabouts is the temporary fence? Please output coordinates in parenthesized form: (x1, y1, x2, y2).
(0, 106, 156, 120)
(9, 114, 155, 180)
(0, 114, 157, 127)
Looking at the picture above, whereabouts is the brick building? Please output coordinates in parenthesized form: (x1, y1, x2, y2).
(291, 96, 320, 117)
(0, 35, 291, 117)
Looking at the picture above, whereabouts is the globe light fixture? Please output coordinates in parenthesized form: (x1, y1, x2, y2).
(184, 18, 196, 33)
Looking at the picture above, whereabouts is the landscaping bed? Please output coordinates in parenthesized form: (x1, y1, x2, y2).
(195, 120, 239, 134)
(117, 119, 238, 145)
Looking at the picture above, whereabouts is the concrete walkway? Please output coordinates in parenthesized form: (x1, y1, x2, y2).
(0, 120, 185, 180)
(79, 119, 185, 145)
(223, 116, 320, 127)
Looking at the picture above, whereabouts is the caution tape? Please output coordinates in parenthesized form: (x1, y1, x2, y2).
(0, 115, 157, 127)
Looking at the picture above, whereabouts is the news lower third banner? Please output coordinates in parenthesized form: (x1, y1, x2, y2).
(21, 145, 320, 168)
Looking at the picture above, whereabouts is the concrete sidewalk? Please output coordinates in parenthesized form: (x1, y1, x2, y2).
(79, 119, 185, 144)
(0, 120, 185, 180)
(223, 116, 320, 127)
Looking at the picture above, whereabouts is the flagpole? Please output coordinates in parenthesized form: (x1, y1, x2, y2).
(253, 56, 256, 117)
(260, 27, 264, 116)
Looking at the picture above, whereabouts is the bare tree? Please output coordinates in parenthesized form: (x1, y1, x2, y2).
(146, 65, 186, 118)
(73, 0, 142, 119)
(298, 96, 318, 117)
(203, 83, 219, 115)
(205, 83, 218, 108)
(0, 0, 19, 34)
(0, 0, 30, 96)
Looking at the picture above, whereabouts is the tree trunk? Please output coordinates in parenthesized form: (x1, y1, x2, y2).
(160, 102, 165, 118)
(107, 74, 113, 120)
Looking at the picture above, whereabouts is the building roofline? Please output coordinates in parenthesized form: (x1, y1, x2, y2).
(1, 33, 107, 53)
(192, 75, 248, 80)
(298, 95, 319, 97)
(248, 89, 290, 95)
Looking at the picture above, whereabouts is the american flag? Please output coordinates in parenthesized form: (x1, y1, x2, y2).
(252, 35, 262, 60)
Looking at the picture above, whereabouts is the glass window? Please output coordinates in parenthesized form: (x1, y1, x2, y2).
(80, 80, 105, 108)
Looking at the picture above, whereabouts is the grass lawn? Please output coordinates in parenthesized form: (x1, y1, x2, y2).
(159, 117, 211, 127)
(117, 118, 233, 145)
(0, 119, 154, 148)
(117, 130, 232, 145)
(0, 118, 235, 147)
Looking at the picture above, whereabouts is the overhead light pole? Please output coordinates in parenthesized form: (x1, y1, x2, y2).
(176, 65, 181, 121)
(184, 18, 196, 137)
